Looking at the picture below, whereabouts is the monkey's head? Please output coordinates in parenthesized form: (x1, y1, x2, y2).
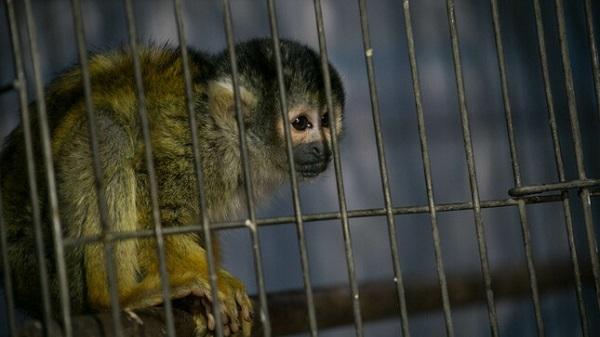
(211, 38, 344, 180)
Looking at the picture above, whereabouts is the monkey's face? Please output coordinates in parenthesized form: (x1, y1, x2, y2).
(276, 103, 342, 178)
(215, 38, 345, 180)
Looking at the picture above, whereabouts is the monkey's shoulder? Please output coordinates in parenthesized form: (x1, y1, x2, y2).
(47, 46, 210, 114)
(40, 47, 213, 148)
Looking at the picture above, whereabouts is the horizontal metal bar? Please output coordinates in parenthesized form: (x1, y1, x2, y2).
(16, 259, 593, 337)
(63, 194, 563, 247)
(509, 179, 600, 197)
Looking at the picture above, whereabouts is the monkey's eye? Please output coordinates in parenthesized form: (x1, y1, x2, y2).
(292, 116, 312, 131)
(321, 113, 329, 128)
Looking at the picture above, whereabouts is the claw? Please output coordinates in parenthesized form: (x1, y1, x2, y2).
(230, 320, 239, 333)
(242, 320, 252, 337)
(242, 305, 251, 321)
(207, 312, 215, 331)
(235, 291, 251, 321)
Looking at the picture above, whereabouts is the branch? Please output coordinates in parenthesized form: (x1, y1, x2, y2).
(17, 260, 592, 336)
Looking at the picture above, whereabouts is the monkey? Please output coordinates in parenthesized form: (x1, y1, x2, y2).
(0, 38, 344, 337)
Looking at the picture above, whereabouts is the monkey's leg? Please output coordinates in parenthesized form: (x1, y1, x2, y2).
(55, 113, 141, 310)
(121, 235, 252, 337)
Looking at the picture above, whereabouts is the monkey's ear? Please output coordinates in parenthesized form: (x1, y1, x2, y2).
(207, 80, 257, 120)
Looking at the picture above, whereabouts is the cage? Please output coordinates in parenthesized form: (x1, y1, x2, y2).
(0, 0, 599, 337)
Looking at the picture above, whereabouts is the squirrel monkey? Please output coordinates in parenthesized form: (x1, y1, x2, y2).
(0, 38, 344, 336)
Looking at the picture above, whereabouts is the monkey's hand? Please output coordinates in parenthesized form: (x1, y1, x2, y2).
(176, 269, 253, 337)
(121, 268, 252, 336)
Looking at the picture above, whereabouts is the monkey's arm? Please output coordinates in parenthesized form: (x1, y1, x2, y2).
(54, 109, 141, 310)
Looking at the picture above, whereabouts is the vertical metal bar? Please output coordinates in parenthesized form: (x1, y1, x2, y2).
(69, 1, 124, 336)
(122, 2, 176, 336)
(554, 0, 600, 310)
(21, 0, 73, 336)
(0, 176, 17, 336)
(404, 0, 469, 336)
(356, 1, 410, 336)
(583, 0, 600, 121)
(488, 1, 546, 336)
(447, 1, 506, 336)
(312, 1, 364, 336)
(3, 3, 39, 336)
(264, 1, 318, 336)
(531, 0, 589, 334)
(170, 1, 224, 337)
(442, 0, 507, 336)
(221, 1, 272, 336)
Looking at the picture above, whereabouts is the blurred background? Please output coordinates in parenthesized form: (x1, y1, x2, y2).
(1, 0, 599, 336)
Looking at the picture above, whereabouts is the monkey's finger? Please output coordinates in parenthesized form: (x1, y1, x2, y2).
(241, 319, 252, 337)
(202, 297, 230, 327)
(191, 313, 209, 337)
(235, 291, 252, 322)
(223, 325, 231, 337)
(221, 311, 230, 325)
(192, 288, 211, 301)
(206, 309, 216, 331)
(211, 301, 231, 324)
(230, 319, 239, 334)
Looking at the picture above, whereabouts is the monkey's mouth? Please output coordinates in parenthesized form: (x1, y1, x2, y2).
(296, 161, 328, 178)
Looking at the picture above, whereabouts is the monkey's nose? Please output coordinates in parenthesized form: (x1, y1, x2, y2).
(311, 145, 322, 156)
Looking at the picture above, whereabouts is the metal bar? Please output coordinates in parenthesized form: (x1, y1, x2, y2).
(554, 0, 600, 310)
(264, 1, 318, 336)
(531, 0, 589, 333)
(399, 1, 461, 331)
(64, 194, 564, 247)
(21, 0, 73, 335)
(4, 0, 54, 332)
(122, 2, 176, 336)
(509, 179, 600, 197)
(356, 1, 410, 336)
(312, 1, 363, 336)
(583, 0, 600, 121)
(489, 1, 546, 336)
(2, 2, 28, 335)
(69, 1, 124, 336)
(444, 0, 499, 335)
(448, 0, 502, 334)
(170, 1, 224, 337)
(221, 1, 272, 336)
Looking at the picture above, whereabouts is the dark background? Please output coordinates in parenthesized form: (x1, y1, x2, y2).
(1, 0, 599, 336)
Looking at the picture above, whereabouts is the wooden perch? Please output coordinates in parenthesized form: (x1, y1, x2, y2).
(17, 259, 592, 337)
